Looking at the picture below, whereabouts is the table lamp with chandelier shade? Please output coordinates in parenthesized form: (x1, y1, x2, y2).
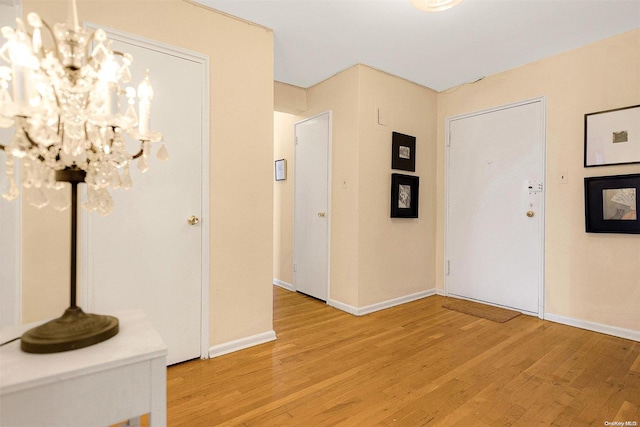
(0, 0, 166, 353)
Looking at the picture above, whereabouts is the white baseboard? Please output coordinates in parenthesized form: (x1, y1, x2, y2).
(328, 289, 436, 316)
(208, 330, 277, 358)
(544, 313, 640, 342)
(273, 279, 294, 292)
(327, 299, 359, 315)
(435, 288, 446, 296)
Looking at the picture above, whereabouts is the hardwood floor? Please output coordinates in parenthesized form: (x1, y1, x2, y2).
(166, 286, 640, 426)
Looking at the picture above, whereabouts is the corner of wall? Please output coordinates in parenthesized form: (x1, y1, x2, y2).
(274, 81, 307, 115)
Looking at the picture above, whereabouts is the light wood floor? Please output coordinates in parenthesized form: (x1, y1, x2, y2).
(165, 286, 640, 426)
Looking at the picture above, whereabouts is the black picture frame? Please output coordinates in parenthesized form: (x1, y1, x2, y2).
(584, 104, 640, 167)
(391, 173, 419, 218)
(392, 132, 416, 172)
(585, 173, 639, 234)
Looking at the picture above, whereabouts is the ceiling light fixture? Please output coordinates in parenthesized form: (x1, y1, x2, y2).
(410, 0, 464, 13)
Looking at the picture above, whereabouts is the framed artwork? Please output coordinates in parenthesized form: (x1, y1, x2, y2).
(391, 173, 419, 218)
(584, 173, 639, 234)
(392, 132, 416, 172)
(275, 159, 287, 181)
(584, 104, 640, 167)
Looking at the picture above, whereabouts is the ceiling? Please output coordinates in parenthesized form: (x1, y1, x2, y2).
(195, 0, 640, 92)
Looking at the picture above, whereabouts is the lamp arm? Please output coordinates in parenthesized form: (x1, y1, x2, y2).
(84, 30, 96, 63)
(132, 147, 144, 160)
(33, 19, 63, 64)
(23, 125, 49, 163)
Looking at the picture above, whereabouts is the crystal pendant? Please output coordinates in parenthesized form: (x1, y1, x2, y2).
(2, 176, 20, 201)
(83, 186, 98, 212)
(95, 188, 114, 216)
(8, 129, 30, 158)
(123, 103, 138, 128)
(48, 186, 70, 211)
(137, 155, 149, 173)
(156, 144, 169, 162)
(120, 64, 132, 83)
(110, 167, 122, 189)
(26, 186, 49, 208)
(120, 165, 132, 190)
(0, 116, 13, 128)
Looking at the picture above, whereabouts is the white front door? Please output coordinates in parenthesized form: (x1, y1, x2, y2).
(83, 31, 209, 365)
(445, 98, 545, 315)
(294, 112, 331, 301)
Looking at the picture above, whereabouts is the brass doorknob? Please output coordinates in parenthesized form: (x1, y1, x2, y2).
(318, 212, 326, 218)
(188, 215, 200, 225)
(526, 211, 535, 218)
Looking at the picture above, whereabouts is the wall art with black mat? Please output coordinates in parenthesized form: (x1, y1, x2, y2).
(391, 173, 419, 218)
(584, 173, 639, 234)
(391, 132, 416, 172)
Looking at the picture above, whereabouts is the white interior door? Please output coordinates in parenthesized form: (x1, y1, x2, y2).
(445, 98, 545, 315)
(0, 126, 20, 330)
(83, 30, 208, 365)
(294, 112, 331, 301)
(0, 0, 21, 329)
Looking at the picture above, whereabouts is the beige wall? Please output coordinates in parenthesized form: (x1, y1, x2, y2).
(305, 66, 361, 305)
(22, 200, 69, 322)
(357, 66, 438, 306)
(274, 81, 307, 115)
(21, 0, 274, 346)
(275, 65, 438, 308)
(273, 112, 299, 285)
(437, 29, 640, 331)
(274, 33, 639, 334)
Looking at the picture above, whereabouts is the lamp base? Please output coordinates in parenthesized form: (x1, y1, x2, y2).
(21, 307, 119, 354)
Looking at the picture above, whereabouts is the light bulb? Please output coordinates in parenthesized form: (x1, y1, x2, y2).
(137, 70, 154, 101)
(98, 54, 119, 83)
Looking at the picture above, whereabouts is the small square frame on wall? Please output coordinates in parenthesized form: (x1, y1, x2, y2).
(584, 104, 640, 167)
(391, 173, 419, 218)
(584, 173, 640, 234)
(275, 159, 286, 181)
(392, 132, 416, 172)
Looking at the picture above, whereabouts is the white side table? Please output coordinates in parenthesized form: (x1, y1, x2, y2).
(0, 309, 167, 427)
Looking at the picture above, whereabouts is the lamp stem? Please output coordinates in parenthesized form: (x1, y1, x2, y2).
(70, 180, 78, 309)
(55, 168, 87, 306)
(20, 168, 119, 354)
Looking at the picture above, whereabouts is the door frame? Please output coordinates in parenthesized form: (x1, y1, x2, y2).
(293, 111, 332, 301)
(81, 24, 211, 358)
(444, 97, 546, 318)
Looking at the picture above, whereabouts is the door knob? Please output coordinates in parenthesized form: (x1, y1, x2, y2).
(188, 215, 200, 225)
(318, 212, 326, 218)
(526, 211, 535, 218)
